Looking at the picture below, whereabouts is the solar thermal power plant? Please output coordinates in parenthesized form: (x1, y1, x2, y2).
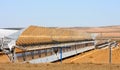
(0, 25, 118, 63)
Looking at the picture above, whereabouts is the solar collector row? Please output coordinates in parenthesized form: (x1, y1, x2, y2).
(16, 26, 92, 46)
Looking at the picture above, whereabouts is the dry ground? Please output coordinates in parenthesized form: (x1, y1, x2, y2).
(62, 46, 120, 64)
(0, 63, 120, 70)
(0, 55, 10, 63)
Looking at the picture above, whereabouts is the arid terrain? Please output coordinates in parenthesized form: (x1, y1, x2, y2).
(1, 63, 120, 70)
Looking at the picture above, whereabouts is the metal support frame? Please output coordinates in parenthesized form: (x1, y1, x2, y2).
(53, 46, 71, 63)
(38, 50, 41, 57)
(60, 47, 62, 63)
(108, 41, 117, 64)
(31, 50, 34, 59)
(109, 43, 112, 64)
(45, 49, 47, 56)
(50, 48, 53, 55)
(1, 38, 4, 50)
(22, 51, 26, 61)
(75, 44, 77, 54)
(11, 47, 16, 63)
(30, 45, 34, 59)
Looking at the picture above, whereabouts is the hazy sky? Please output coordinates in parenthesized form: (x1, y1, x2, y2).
(0, 0, 120, 27)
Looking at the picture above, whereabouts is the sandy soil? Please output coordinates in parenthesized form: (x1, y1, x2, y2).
(62, 46, 120, 64)
(0, 63, 120, 70)
(0, 55, 10, 63)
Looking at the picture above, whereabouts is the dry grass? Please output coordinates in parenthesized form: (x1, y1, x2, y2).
(66, 26, 120, 41)
(0, 63, 120, 70)
(62, 45, 120, 64)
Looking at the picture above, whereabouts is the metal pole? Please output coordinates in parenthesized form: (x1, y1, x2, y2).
(60, 47, 62, 63)
(109, 43, 112, 64)
(12, 47, 16, 63)
(38, 50, 41, 57)
(31, 51, 34, 59)
(22, 51, 26, 61)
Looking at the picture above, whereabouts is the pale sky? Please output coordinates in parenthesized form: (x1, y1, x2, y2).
(0, 0, 120, 27)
